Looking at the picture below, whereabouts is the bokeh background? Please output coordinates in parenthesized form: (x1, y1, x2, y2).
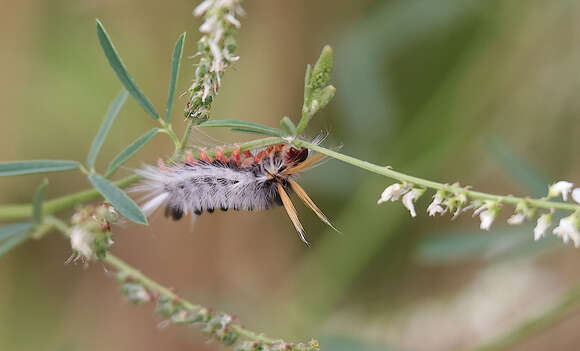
(1, 1, 580, 350)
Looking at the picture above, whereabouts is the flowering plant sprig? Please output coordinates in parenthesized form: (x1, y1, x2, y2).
(45, 215, 319, 351)
(0, 1, 580, 350)
(375, 178, 580, 247)
(184, 0, 244, 122)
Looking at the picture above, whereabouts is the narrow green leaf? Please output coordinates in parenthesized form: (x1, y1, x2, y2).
(32, 179, 49, 224)
(87, 89, 129, 169)
(105, 128, 160, 177)
(96, 19, 159, 119)
(200, 120, 283, 136)
(303, 64, 312, 101)
(165, 33, 186, 123)
(88, 173, 147, 225)
(0, 222, 33, 241)
(0, 160, 80, 177)
(0, 223, 32, 258)
(230, 128, 274, 136)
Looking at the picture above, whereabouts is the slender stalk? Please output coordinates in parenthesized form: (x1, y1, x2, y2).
(175, 118, 198, 161)
(158, 120, 181, 147)
(469, 280, 580, 351)
(45, 215, 311, 349)
(294, 140, 580, 212)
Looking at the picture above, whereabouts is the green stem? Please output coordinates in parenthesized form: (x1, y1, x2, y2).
(45, 215, 306, 348)
(174, 118, 198, 161)
(469, 281, 580, 351)
(159, 120, 180, 147)
(294, 140, 580, 212)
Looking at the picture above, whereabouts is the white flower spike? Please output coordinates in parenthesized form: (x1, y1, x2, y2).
(534, 213, 552, 241)
(548, 181, 574, 201)
(572, 188, 580, 204)
(553, 216, 580, 247)
(402, 188, 425, 218)
(377, 183, 409, 204)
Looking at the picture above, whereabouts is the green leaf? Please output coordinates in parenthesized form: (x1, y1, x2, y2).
(87, 89, 129, 169)
(200, 120, 283, 137)
(0, 160, 80, 177)
(230, 128, 275, 136)
(96, 19, 159, 119)
(88, 173, 147, 225)
(165, 33, 186, 123)
(303, 64, 312, 101)
(0, 222, 33, 241)
(0, 222, 33, 258)
(32, 179, 49, 224)
(279, 116, 297, 136)
(105, 128, 160, 177)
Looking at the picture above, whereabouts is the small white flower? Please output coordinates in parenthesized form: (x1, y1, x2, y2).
(479, 210, 495, 231)
(553, 216, 580, 247)
(199, 16, 217, 33)
(507, 213, 526, 225)
(572, 188, 580, 204)
(402, 188, 425, 218)
(534, 213, 552, 241)
(70, 226, 94, 259)
(193, 0, 213, 16)
(377, 183, 408, 204)
(474, 201, 500, 231)
(548, 181, 574, 201)
(427, 192, 446, 216)
(225, 13, 241, 28)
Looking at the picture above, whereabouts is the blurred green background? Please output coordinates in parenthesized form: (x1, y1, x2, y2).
(1, 1, 580, 350)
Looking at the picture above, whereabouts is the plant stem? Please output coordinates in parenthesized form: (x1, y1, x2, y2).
(45, 215, 309, 349)
(294, 140, 580, 212)
(158, 120, 181, 147)
(468, 280, 580, 351)
(175, 118, 198, 161)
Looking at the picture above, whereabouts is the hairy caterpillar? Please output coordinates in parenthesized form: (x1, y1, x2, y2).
(136, 143, 337, 246)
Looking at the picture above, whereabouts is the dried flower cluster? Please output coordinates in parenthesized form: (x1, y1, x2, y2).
(235, 339, 320, 351)
(378, 180, 580, 247)
(115, 270, 320, 351)
(185, 0, 244, 122)
(68, 203, 119, 261)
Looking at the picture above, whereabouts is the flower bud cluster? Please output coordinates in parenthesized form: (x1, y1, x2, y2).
(117, 272, 152, 305)
(378, 179, 580, 247)
(69, 203, 119, 261)
(234, 339, 320, 351)
(185, 0, 244, 122)
(156, 295, 240, 345)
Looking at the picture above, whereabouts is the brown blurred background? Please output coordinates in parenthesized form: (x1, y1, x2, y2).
(1, 1, 580, 350)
